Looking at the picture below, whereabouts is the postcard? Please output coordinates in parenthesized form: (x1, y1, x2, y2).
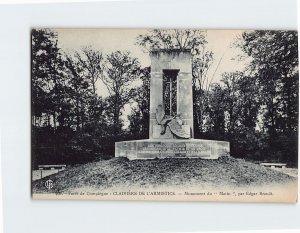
(31, 29, 298, 202)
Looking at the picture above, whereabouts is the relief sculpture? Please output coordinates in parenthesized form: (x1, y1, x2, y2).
(155, 104, 190, 139)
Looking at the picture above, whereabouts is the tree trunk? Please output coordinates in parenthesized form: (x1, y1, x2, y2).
(53, 112, 56, 133)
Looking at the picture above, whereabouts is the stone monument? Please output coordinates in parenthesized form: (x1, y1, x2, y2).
(115, 49, 230, 159)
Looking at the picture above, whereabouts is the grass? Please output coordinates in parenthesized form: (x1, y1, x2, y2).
(32, 156, 297, 194)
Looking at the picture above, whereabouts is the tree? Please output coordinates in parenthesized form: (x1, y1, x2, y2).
(74, 47, 105, 128)
(234, 30, 298, 163)
(64, 54, 91, 130)
(31, 29, 78, 166)
(127, 67, 151, 138)
(101, 51, 140, 134)
(219, 72, 260, 158)
(239, 30, 298, 137)
(31, 28, 65, 129)
(205, 83, 226, 139)
(75, 46, 104, 95)
(136, 29, 207, 53)
(220, 72, 241, 137)
(62, 50, 115, 160)
(221, 71, 259, 137)
(192, 49, 214, 137)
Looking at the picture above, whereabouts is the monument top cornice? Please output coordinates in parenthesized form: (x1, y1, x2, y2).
(150, 48, 191, 54)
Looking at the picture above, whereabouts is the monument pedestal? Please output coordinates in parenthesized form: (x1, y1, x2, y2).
(115, 139, 230, 160)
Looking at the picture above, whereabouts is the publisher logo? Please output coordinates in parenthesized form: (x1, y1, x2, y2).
(45, 179, 54, 190)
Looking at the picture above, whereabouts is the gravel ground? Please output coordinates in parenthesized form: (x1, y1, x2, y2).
(32, 157, 297, 194)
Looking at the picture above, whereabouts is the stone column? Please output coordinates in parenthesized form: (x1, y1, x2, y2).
(149, 71, 163, 139)
(177, 71, 194, 138)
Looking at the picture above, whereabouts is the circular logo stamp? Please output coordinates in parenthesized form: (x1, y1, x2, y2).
(45, 179, 54, 190)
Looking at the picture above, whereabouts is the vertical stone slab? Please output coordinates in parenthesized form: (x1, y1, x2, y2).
(149, 49, 194, 139)
(149, 72, 163, 139)
(177, 72, 194, 138)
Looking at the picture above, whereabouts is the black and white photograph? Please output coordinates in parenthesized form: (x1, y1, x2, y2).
(31, 28, 298, 202)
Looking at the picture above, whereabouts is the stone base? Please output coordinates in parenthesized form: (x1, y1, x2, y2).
(115, 139, 230, 160)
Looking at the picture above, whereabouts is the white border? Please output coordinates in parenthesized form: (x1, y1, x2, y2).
(0, 0, 299, 233)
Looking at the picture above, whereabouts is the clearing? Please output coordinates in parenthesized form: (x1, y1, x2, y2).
(32, 157, 297, 194)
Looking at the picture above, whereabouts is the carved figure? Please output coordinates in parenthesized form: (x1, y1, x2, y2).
(155, 104, 190, 139)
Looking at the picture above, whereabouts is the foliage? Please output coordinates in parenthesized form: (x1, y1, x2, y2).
(127, 67, 151, 139)
(31, 29, 65, 129)
(136, 29, 207, 53)
(32, 30, 112, 166)
(32, 29, 298, 168)
(102, 51, 141, 134)
(202, 30, 298, 165)
(75, 46, 104, 94)
(238, 30, 298, 164)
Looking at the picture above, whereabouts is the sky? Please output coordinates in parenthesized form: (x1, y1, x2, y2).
(55, 28, 247, 93)
(54, 29, 248, 127)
